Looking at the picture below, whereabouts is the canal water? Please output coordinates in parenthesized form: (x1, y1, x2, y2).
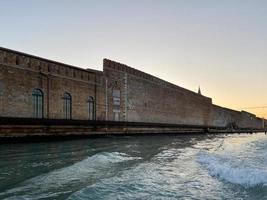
(0, 133, 267, 200)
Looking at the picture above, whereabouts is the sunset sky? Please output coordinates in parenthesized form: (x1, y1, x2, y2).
(1, 0, 266, 118)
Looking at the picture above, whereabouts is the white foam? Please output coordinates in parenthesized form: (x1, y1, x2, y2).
(197, 151, 267, 187)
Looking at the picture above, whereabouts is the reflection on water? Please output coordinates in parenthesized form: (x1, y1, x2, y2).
(0, 133, 267, 200)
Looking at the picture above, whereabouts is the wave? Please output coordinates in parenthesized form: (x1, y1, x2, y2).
(197, 151, 267, 187)
(25, 152, 140, 187)
(1, 152, 141, 199)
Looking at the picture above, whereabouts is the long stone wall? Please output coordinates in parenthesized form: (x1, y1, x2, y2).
(0, 47, 265, 133)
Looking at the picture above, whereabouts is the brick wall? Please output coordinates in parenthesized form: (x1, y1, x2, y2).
(103, 58, 264, 129)
(0, 47, 106, 120)
(103, 59, 212, 126)
(210, 105, 264, 129)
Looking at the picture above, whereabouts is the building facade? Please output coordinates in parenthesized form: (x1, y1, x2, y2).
(0, 47, 264, 130)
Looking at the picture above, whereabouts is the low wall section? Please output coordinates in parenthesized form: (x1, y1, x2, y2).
(0, 47, 106, 120)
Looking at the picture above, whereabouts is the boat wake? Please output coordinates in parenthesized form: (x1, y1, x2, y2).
(197, 151, 267, 188)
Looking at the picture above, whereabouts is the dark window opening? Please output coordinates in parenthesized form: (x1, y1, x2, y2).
(15, 56, 19, 65)
(88, 96, 95, 120)
(63, 92, 72, 119)
(32, 89, 44, 118)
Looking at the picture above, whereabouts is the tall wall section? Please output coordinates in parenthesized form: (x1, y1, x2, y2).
(0, 47, 106, 120)
(104, 59, 212, 125)
(104, 59, 265, 129)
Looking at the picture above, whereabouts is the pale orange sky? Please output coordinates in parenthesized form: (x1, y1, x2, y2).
(1, 0, 266, 118)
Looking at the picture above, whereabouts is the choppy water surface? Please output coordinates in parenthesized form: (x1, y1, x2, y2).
(1, 133, 267, 200)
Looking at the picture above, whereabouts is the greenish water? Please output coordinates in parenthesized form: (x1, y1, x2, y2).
(0, 133, 267, 199)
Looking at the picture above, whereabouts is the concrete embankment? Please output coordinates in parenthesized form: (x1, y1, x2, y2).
(0, 117, 265, 142)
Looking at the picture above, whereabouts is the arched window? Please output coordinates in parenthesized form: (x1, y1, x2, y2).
(88, 96, 95, 120)
(32, 89, 44, 118)
(63, 92, 72, 119)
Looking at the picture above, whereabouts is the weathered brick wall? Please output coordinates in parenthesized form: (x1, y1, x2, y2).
(239, 111, 263, 129)
(210, 105, 240, 127)
(0, 48, 106, 120)
(103, 59, 264, 129)
(210, 105, 264, 129)
(103, 59, 212, 125)
(126, 74, 212, 125)
(0, 63, 40, 118)
(104, 66, 126, 121)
